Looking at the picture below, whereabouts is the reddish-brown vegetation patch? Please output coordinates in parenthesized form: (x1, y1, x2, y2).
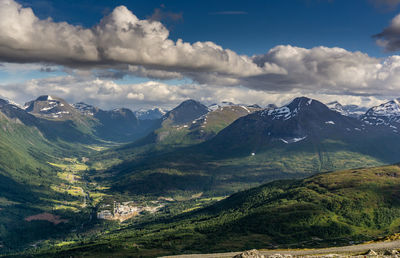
(24, 212, 68, 225)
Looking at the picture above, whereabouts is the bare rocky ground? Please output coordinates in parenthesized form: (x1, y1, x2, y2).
(161, 240, 400, 258)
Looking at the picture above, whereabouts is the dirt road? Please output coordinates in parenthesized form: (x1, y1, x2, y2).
(161, 240, 400, 257)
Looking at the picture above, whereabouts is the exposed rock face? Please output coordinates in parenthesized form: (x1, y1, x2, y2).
(384, 249, 399, 255)
(135, 107, 166, 120)
(163, 99, 209, 125)
(233, 249, 265, 258)
(24, 95, 79, 119)
(365, 249, 377, 256)
(361, 99, 400, 128)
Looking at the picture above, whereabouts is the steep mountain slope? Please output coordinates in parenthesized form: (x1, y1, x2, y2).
(326, 101, 367, 117)
(134, 107, 166, 120)
(361, 98, 400, 130)
(73, 102, 158, 142)
(125, 99, 210, 147)
(187, 103, 262, 141)
(34, 164, 400, 257)
(106, 97, 400, 196)
(164, 99, 209, 125)
(207, 97, 368, 155)
(326, 101, 349, 116)
(1, 97, 96, 144)
(0, 100, 92, 252)
(93, 100, 263, 169)
(131, 99, 262, 147)
(23, 96, 157, 143)
(25, 95, 83, 120)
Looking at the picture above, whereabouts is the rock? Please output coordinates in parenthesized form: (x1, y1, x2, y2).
(384, 249, 399, 255)
(233, 249, 265, 258)
(267, 254, 282, 258)
(366, 249, 378, 256)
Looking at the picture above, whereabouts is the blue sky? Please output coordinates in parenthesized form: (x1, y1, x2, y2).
(2, 0, 400, 109)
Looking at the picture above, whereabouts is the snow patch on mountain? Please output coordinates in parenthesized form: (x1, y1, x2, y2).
(0, 95, 22, 108)
(280, 136, 307, 144)
(72, 102, 96, 116)
(326, 101, 349, 116)
(361, 99, 400, 126)
(207, 102, 262, 112)
(135, 107, 166, 120)
(261, 97, 314, 120)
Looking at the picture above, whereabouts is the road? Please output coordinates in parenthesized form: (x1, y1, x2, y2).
(161, 240, 400, 257)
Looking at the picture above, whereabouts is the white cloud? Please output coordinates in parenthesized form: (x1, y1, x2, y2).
(250, 45, 400, 96)
(1, 0, 400, 103)
(0, 75, 388, 111)
(0, 0, 97, 63)
(0, 0, 276, 80)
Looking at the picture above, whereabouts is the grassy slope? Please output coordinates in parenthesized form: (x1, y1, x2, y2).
(31, 164, 400, 257)
(155, 105, 260, 146)
(100, 131, 398, 196)
(0, 115, 102, 252)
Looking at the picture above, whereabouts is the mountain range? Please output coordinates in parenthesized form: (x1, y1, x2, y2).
(104, 97, 400, 196)
(3, 94, 400, 255)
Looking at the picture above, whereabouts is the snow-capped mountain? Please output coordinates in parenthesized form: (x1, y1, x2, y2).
(163, 99, 209, 125)
(72, 102, 158, 141)
(189, 102, 262, 138)
(24, 95, 79, 119)
(134, 108, 166, 120)
(326, 101, 349, 116)
(265, 104, 278, 110)
(361, 99, 400, 128)
(72, 102, 98, 116)
(0, 95, 22, 109)
(0, 97, 37, 125)
(343, 104, 368, 117)
(208, 102, 263, 113)
(326, 101, 368, 117)
(206, 97, 383, 155)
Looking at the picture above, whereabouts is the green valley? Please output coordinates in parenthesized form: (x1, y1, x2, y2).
(2, 96, 400, 257)
(24, 164, 400, 257)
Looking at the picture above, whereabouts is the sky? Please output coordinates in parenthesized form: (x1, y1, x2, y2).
(2, 0, 400, 110)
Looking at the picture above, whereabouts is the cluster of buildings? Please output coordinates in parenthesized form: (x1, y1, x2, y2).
(97, 201, 164, 222)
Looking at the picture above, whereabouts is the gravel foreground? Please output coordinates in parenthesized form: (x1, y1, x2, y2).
(161, 240, 400, 258)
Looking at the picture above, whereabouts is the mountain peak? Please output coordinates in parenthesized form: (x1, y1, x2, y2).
(73, 102, 98, 116)
(24, 95, 77, 119)
(282, 96, 327, 112)
(177, 99, 202, 107)
(35, 95, 56, 101)
(361, 98, 400, 127)
(260, 97, 332, 121)
(135, 107, 166, 120)
(165, 99, 209, 124)
(365, 98, 400, 117)
(326, 101, 350, 116)
(287, 96, 314, 107)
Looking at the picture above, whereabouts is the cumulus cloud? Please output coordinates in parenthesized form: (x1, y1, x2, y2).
(251, 45, 386, 94)
(0, 0, 273, 79)
(0, 75, 388, 111)
(2, 0, 400, 101)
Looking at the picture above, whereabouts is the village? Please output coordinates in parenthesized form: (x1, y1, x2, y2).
(97, 201, 166, 222)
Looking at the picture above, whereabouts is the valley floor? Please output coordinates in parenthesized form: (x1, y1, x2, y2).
(162, 239, 400, 257)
